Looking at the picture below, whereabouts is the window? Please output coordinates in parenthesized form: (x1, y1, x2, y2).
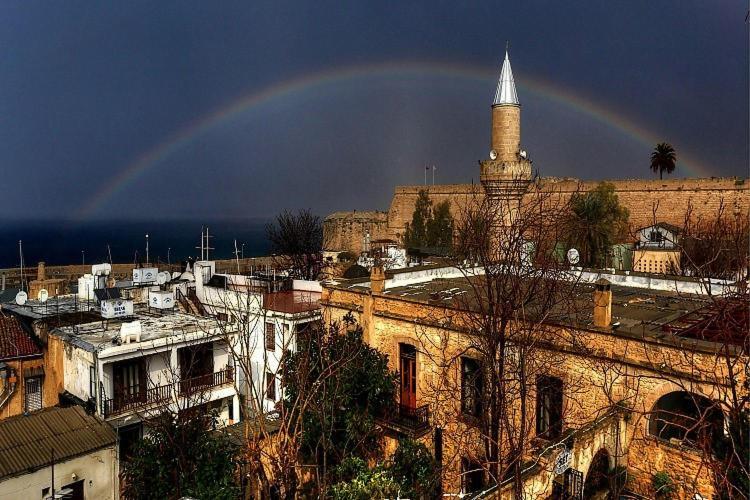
(89, 366, 96, 399)
(461, 458, 484, 494)
(649, 391, 723, 446)
(265, 322, 275, 351)
(216, 312, 228, 322)
(266, 372, 276, 401)
(536, 376, 563, 439)
(112, 359, 146, 403)
(24, 376, 42, 412)
(460, 357, 483, 417)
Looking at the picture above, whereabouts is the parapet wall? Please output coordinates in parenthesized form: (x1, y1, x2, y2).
(325, 177, 749, 253)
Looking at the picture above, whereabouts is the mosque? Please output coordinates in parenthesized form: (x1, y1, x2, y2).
(324, 51, 749, 255)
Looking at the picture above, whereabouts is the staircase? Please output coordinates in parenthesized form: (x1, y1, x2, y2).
(176, 289, 207, 316)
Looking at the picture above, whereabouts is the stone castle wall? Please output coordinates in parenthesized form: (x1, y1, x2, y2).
(325, 177, 749, 253)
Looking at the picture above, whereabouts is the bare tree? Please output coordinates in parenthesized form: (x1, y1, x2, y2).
(266, 209, 327, 280)
(413, 183, 598, 498)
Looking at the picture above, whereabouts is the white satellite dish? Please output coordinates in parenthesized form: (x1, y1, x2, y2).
(489, 149, 498, 160)
(37, 289, 49, 303)
(157, 272, 169, 285)
(15, 291, 27, 306)
(567, 248, 580, 265)
(519, 150, 528, 159)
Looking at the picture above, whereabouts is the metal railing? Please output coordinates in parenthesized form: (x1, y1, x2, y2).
(379, 403, 430, 436)
(102, 367, 234, 417)
(103, 383, 171, 417)
(179, 367, 234, 396)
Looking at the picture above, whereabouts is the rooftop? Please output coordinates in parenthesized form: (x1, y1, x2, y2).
(0, 405, 116, 480)
(326, 270, 747, 350)
(0, 313, 42, 361)
(52, 309, 224, 354)
(2, 294, 90, 320)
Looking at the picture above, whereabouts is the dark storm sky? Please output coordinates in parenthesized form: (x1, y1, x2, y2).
(1, 1, 747, 221)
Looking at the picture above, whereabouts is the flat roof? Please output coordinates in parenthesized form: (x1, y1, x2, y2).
(327, 273, 746, 349)
(2, 294, 90, 319)
(52, 309, 224, 353)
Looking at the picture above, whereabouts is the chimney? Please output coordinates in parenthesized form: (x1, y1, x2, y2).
(37, 262, 46, 281)
(593, 278, 612, 328)
(370, 266, 385, 294)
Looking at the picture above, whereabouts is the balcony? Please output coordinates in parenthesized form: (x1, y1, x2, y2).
(378, 404, 431, 438)
(103, 383, 171, 418)
(102, 367, 234, 418)
(179, 367, 234, 396)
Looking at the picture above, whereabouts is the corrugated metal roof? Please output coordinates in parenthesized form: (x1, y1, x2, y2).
(0, 405, 116, 480)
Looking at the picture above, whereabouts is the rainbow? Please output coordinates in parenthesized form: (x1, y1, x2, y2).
(76, 61, 714, 219)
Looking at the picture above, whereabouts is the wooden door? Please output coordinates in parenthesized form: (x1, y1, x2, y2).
(399, 344, 417, 410)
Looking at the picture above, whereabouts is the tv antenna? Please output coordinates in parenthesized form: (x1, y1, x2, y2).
(196, 226, 214, 260)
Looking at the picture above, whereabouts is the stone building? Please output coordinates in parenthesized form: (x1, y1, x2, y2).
(321, 265, 746, 498)
(324, 51, 749, 255)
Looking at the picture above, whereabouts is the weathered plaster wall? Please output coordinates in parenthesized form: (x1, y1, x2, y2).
(0, 445, 118, 499)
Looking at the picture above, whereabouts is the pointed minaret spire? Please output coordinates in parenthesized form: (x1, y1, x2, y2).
(493, 47, 519, 106)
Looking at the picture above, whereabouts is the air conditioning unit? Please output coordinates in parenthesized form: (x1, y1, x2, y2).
(149, 290, 175, 310)
(120, 321, 142, 344)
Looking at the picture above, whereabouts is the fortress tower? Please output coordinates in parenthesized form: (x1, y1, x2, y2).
(479, 49, 532, 203)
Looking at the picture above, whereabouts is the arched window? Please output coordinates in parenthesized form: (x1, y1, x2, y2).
(649, 391, 723, 446)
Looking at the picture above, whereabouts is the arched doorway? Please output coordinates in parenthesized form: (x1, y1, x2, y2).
(583, 449, 611, 499)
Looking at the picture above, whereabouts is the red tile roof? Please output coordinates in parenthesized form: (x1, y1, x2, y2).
(0, 314, 42, 361)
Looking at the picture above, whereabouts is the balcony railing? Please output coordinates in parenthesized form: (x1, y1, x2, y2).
(179, 367, 234, 396)
(103, 383, 171, 417)
(102, 368, 234, 418)
(379, 403, 431, 437)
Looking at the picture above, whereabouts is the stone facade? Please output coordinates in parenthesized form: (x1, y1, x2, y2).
(321, 279, 743, 498)
(325, 177, 750, 254)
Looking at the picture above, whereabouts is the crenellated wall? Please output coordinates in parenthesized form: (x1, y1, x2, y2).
(324, 177, 749, 253)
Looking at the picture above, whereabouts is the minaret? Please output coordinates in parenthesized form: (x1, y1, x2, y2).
(480, 48, 532, 203)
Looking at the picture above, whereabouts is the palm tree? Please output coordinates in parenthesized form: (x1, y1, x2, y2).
(650, 142, 677, 180)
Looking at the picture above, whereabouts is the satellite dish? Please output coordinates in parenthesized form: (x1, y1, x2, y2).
(567, 248, 580, 265)
(519, 150, 527, 159)
(157, 272, 169, 285)
(15, 291, 27, 306)
(37, 289, 49, 303)
(489, 149, 498, 160)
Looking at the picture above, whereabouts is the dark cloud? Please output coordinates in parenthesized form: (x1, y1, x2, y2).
(0, 1, 746, 220)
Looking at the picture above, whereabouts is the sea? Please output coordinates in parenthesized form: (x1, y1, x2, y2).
(0, 219, 271, 268)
